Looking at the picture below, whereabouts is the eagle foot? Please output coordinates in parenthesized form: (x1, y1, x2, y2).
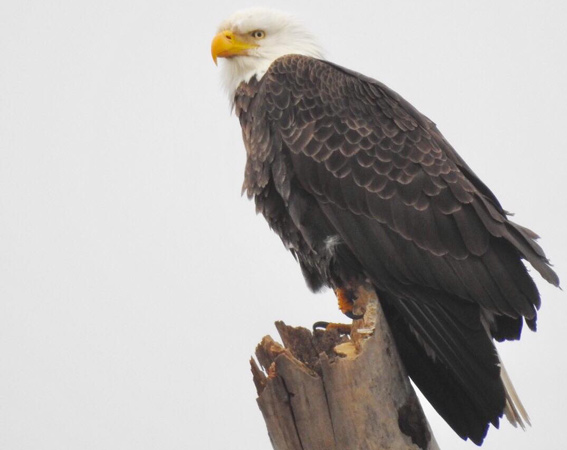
(312, 321, 352, 335)
(335, 287, 364, 320)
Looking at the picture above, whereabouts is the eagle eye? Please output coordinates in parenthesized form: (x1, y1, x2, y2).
(250, 30, 266, 39)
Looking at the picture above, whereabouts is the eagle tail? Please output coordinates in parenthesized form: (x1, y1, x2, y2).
(499, 355, 530, 429)
(379, 292, 504, 445)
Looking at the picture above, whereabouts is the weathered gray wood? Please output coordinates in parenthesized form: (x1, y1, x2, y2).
(251, 284, 440, 450)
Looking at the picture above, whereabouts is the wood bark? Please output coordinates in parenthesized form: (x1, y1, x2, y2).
(250, 285, 440, 450)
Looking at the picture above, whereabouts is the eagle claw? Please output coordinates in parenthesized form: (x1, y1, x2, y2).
(312, 321, 352, 335)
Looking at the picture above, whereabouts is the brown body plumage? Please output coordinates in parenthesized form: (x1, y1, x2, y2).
(233, 54, 559, 444)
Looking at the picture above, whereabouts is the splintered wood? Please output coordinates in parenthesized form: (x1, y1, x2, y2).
(250, 285, 440, 450)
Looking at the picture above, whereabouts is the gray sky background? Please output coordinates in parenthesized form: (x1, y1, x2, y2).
(1, 1, 566, 449)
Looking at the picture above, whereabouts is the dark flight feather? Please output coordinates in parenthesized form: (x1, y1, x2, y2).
(234, 54, 559, 445)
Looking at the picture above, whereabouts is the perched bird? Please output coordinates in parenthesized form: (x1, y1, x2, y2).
(211, 8, 559, 445)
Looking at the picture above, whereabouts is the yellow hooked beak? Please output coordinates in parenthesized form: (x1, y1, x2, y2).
(211, 30, 259, 65)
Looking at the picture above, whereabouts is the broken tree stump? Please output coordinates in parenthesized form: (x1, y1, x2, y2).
(250, 285, 440, 450)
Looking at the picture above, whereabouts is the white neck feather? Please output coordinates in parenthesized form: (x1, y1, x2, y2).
(217, 8, 324, 100)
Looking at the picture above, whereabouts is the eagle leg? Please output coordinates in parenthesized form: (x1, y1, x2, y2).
(311, 286, 366, 334)
(335, 287, 364, 320)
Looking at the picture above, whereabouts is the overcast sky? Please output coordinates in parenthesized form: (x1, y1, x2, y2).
(1, 1, 566, 449)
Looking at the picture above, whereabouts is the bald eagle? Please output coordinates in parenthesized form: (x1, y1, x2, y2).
(211, 8, 559, 445)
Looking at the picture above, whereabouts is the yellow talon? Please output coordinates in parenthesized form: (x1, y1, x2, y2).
(325, 323, 352, 335)
(335, 287, 353, 315)
(312, 321, 352, 335)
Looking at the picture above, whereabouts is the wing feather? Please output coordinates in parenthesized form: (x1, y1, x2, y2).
(261, 56, 558, 318)
(244, 55, 559, 443)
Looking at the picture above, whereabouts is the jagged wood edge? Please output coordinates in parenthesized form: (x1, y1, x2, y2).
(250, 286, 441, 450)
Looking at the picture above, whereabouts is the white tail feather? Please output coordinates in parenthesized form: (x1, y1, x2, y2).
(499, 354, 531, 429)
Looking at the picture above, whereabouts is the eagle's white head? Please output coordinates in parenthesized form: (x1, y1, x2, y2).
(211, 8, 324, 98)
